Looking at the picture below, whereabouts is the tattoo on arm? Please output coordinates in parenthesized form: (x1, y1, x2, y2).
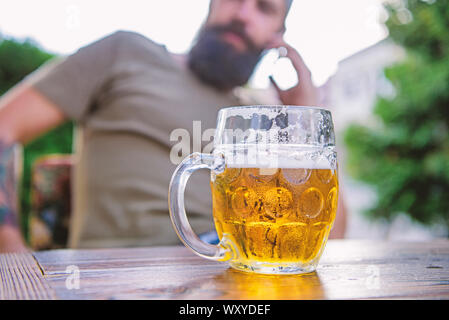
(0, 140, 19, 227)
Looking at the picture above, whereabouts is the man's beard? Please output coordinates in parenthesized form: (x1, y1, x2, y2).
(187, 22, 265, 91)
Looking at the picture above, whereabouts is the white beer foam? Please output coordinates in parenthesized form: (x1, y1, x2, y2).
(215, 144, 336, 170)
(220, 105, 330, 120)
(226, 158, 333, 170)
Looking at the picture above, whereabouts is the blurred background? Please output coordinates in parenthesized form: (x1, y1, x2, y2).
(0, 0, 448, 247)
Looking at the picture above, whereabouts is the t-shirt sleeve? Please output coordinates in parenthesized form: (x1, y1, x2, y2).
(26, 31, 122, 121)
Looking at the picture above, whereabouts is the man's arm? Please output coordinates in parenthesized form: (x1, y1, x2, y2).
(0, 85, 66, 252)
(0, 32, 126, 253)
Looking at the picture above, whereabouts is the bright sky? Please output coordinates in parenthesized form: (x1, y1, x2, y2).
(0, 0, 388, 87)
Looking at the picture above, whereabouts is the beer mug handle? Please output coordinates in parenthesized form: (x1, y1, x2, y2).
(169, 152, 232, 262)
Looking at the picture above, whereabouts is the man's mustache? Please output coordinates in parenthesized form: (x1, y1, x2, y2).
(204, 22, 260, 53)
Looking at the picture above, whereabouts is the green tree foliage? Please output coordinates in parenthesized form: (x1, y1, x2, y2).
(344, 0, 449, 232)
(0, 35, 73, 240)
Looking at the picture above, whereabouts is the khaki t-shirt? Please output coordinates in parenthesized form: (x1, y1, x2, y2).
(27, 31, 243, 248)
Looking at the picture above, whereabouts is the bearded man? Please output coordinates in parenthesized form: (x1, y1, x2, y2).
(0, 0, 345, 252)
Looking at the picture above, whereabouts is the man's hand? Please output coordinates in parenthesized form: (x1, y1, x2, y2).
(268, 38, 318, 106)
(0, 225, 29, 253)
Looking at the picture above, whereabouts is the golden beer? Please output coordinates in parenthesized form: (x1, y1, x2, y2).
(211, 166, 338, 266)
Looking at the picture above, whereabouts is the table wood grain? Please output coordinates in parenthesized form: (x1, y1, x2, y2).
(1, 240, 448, 300)
(0, 252, 56, 299)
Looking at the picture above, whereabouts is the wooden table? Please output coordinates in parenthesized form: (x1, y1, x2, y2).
(1, 240, 448, 300)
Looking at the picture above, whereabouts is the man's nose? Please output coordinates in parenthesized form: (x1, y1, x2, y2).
(234, 0, 256, 25)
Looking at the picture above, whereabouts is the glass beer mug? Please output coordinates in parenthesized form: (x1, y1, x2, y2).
(169, 106, 338, 274)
